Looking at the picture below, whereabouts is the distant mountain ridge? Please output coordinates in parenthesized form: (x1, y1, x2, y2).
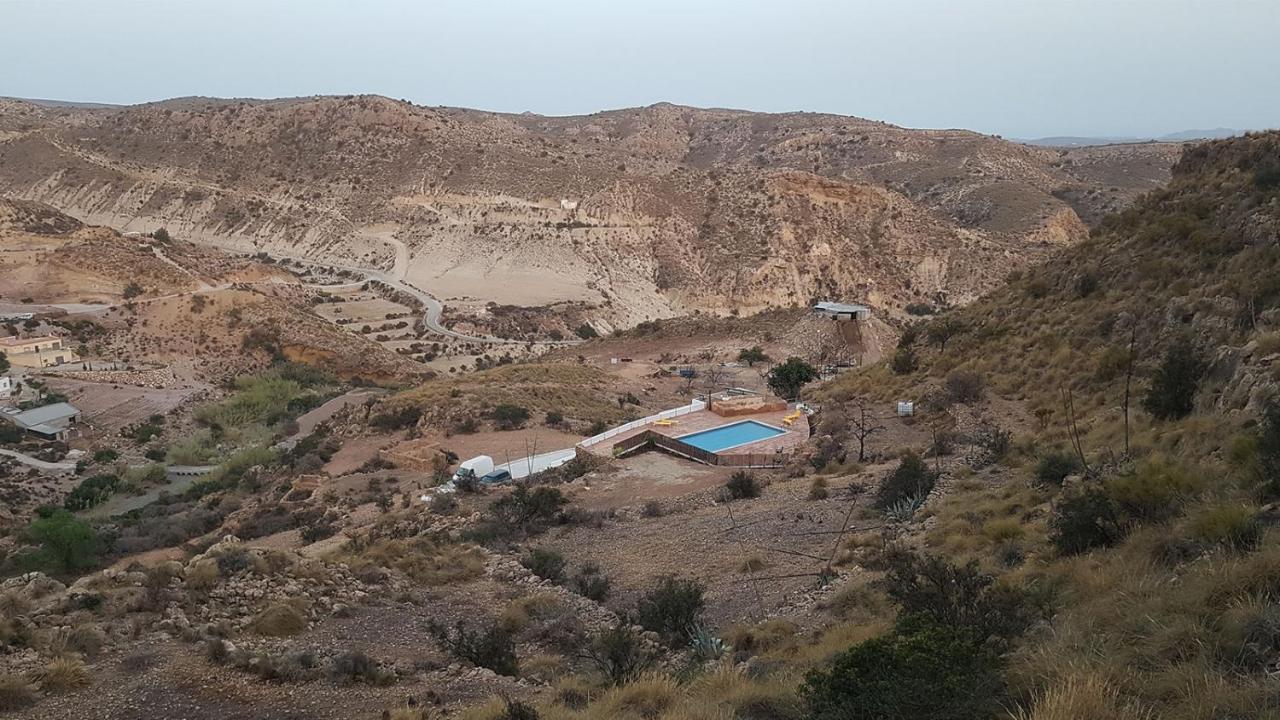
(1022, 128, 1243, 147)
(0, 95, 1184, 329)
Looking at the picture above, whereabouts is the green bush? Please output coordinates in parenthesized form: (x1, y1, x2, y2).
(63, 474, 120, 511)
(890, 346, 918, 375)
(767, 357, 819, 399)
(1258, 401, 1280, 498)
(429, 621, 518, 676)
(882, 547, 1033, 643)
(570, 563, 611, 602)
(1050, 487, 1125, 555)
(737, 346, 770, 367)
(25, 510, 98, 573)
(725, 471, 761, 500)
(1034, 451, 1082, 485)
(875, 453, 937, 510)
(491, 404, 531, 430)
(636, 576, 705, 644)
(583, 621, 655, 685)
(802, 615, 1004, 720)
(521, 548, 567, 584)
(1142, 339, 1207, 420)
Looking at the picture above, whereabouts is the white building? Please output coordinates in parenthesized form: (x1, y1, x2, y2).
(0, 376, 10, 399)
(813, 301, 871, 321)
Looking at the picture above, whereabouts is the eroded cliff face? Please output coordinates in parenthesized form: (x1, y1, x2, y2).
(0, 96, 1179, 327)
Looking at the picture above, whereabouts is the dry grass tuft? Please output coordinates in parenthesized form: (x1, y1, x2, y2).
(1010, 673, 1151, 720)
(0, 674, 37, 712)
(252, 600, 309, 637)
(38, 657, 91, 692)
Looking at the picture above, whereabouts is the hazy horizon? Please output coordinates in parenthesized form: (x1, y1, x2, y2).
(2, 0, 1277, 138)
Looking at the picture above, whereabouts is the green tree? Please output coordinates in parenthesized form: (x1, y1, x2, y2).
(767, 357, 819, 399)
(0, 350, 9, 374)
(26, 510, 98, 573)
(737, 346, 770, 367)
(1143, 339, 1207, 420)
(925, 317, 964, 352)
(122, 282, 145, 300)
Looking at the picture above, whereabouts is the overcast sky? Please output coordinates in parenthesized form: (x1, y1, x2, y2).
(1, 0, 1276, 138)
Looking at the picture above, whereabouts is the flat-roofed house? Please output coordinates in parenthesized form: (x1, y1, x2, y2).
(0, 402, 82, 440)
(0, 375, 11, 399)
(0, 335, 79, 368)
(812, 302, 871, 321)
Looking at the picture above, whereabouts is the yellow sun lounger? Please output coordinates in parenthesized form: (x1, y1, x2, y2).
(652, 419, 678, 427)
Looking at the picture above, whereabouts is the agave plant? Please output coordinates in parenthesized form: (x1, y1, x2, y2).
(687, 622, 729, 662)
(885, 493, 926, 523)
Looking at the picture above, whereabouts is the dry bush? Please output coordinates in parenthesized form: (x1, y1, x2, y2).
(38, 657, 91, 691)
(252, 600, 309, 637)
(0, 674, 36, 712)
(1011, 673, 1152, 720)
(184, 558, 221, 591)
(722, 619, 800, 655)
(738, 556, 771, 573)
(331, 538, 484, 585)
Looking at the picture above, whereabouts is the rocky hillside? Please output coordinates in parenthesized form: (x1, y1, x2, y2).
(0, 96, 1182, 328)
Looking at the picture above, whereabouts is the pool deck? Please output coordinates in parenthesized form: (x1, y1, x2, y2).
(581, 406, 810, 458)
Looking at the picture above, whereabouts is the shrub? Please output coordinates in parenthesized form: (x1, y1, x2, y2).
(1188, 504, 1262, 552)
(874, 453, 937, 510)
(802, 616, 1004, 720)
(636, 576, 705, 643)
(1035, 451, 1082, 485)
(1216, 599, 1280, 672)
(767, 357, 819, 399)
(0, 674, 36, 712)
(92, 449, 118, 464)
(370, 405, 422, 431)
(882, 547, 1033, 643)
(944, 370, 984, 404)
(583, 621, 657, 685)
(38, 657, 91, 691)
(570, 563, 611, 602)
(1104, 457, 1203, 522)
(25, 510, 98, 573)
(252, 601, 309, 637)
(429, 621, 518, 676)
(808, 477, 830, 500)
(737, 346, 770, 367)
(63, 474, 121, 511)
(330, 650, 395, 685)
(521, 548, 567, 584)
(575, 324, 599, 340)
(725, 471, 761, 500)
(491, 404, 531, 430)
(1142, 339, 1207, 420)
(1258, 400, 1280, 498)
(1050, 488, 1125, 555)
(489, 485, 568, 531)
(544, 410, 564, 426)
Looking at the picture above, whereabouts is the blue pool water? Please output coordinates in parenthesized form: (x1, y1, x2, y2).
(678, 420, 786, 453)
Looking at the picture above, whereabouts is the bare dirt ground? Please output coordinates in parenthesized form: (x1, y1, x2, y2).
(41, 376, 203, 433)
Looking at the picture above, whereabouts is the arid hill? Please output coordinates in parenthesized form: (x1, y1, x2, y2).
(0, 96, 1182, 328)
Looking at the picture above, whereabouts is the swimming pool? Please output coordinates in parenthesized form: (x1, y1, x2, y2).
(678, 420, 786, 453)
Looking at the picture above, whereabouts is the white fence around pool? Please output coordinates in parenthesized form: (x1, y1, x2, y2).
(576, 399, 708, 449)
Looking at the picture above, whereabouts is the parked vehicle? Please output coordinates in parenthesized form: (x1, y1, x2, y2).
(480, 469, 513, 485)
(452, 455, 494, 482)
